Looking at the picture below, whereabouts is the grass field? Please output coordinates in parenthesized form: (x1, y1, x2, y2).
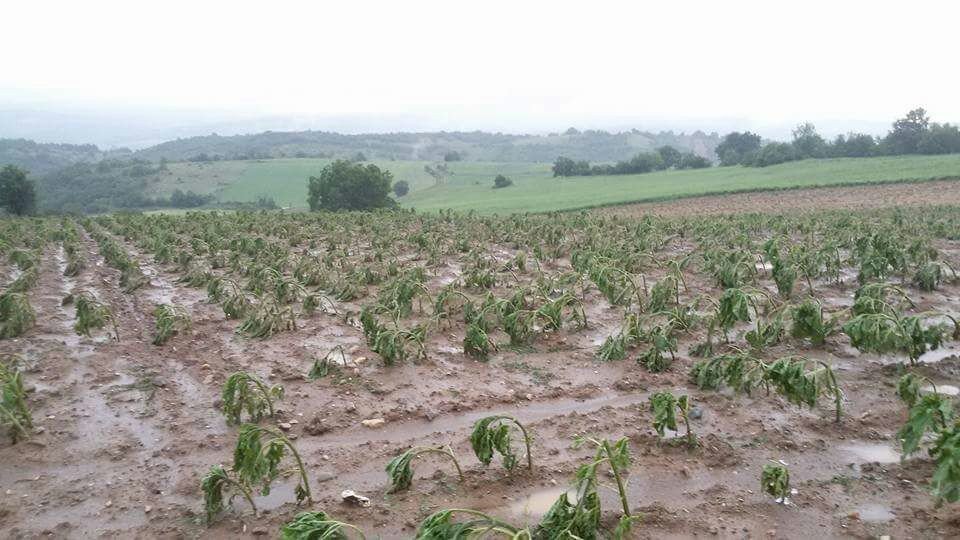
(159, 154, 960, 213)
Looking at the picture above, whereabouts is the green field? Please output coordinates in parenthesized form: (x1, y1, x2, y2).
(160, 154, 960, 213)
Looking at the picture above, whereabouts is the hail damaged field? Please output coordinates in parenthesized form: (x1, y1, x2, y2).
(1, 205, 959, 539)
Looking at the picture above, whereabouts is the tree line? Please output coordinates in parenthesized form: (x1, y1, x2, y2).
(552, 146, 711, 177)
(718, 108, 960, 168)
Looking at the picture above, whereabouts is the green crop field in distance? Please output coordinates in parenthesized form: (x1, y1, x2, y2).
(158, 154, 960, 213)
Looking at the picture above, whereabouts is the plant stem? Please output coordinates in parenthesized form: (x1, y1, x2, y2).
(601, 440, 631, 518)
(223, 474, 258, 515)
(416, 446, 464, 481)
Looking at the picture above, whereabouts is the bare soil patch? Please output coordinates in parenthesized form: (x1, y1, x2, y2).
(600, 179, 960, 217)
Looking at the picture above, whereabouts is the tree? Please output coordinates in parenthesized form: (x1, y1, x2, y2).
(443, 151, 462, 162)
(715, 132, 762, 166)
(753, 142, 797, 167)
(678, 152, 711, 169)
(791, 123, 826, 159)
(885, 107, 929, 155)
(0, 165, 37, 215)
(918, 123, 960, 155)
(493, 174, 513, 189)
(393, 180, 410, 197)
(552, 156, 576, 177)
(829, 133, 877, 157)
(656, 146, 681, 169)
(628, 152, 665, 173)
(307, 160, 395, 211)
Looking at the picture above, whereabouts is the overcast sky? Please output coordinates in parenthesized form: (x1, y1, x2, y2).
(2, 0, 959, 139)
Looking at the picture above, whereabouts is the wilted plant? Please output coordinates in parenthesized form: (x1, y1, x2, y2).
(200, 464, 257, 523)
(638, 325, 677, 372)
(650, 391, 696, 448)
(238, 298, 297, 338)
(536, 292, 586, 331)
(232, 424, 313, 505)
(0, 359, 32, 443)
(73, 291, 119, 341)
(308, 345, 346, 379)
(929, 421, 960, 506)
(761, 462, 791, 503)
(765, 356, 843, 422)
(152, 303, 191, 345)
(0, 292, 35, 339)
(844, 311, 957, 364)
(416, 509, 527, 539)
(691, 354, 843, 422)
(463, 321, 497, 360)
(537, 436, 635, 538)
(898, 387, 953, 456)
(281, 511, 367, 539)
(385, 445, 464, 493)
(221, 371, 284, 425)
(790, 298, 836, 345)
(302, 292, 336, 315)
(470, 415, 533, 471)
(852, 282, 913, 316)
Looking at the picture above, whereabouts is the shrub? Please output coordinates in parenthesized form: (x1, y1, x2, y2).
(393, 180, 410, 197)
(493, 174, 513, 189)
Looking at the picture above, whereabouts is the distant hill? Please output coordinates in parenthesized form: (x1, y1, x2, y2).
(0, 138, 131, 175)
(132, 129, 721, 163)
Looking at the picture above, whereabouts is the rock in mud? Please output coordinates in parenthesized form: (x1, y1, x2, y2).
(361, 418, 385, 428)
(341, 490, 371, 507)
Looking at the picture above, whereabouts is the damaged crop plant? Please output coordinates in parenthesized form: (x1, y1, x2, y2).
(5, 199, 960, 537)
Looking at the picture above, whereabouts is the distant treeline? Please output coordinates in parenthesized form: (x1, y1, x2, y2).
(719, 108, 960, 168)
(552, 146, 711, 177)
(0, 138, 132, 175)
(132, 128, 719, 164)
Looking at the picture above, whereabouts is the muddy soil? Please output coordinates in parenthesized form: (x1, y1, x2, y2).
(600, 179, 960, 218)
(1, 221, 959, 540)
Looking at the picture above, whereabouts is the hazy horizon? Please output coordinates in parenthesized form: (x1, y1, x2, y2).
(2, 1, 958, 148)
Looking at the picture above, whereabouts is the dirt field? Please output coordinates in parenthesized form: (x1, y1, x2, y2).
(1, 208, 959, 540)
(600, 179, 960, 217)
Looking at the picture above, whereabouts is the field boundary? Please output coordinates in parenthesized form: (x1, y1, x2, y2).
(544, 175, 960, 214)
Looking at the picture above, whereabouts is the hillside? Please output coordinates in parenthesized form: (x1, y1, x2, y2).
(132, 129, 720, 163)
(139, 154, 960, 214)
(0, 138, 131, 175)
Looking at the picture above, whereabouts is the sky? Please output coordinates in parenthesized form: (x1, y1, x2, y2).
(2, 0, 959, 143)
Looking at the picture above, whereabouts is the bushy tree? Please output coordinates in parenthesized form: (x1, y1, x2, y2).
(716, 132, 762, 166)
(829, 133, 877, 157)
(753, 143, 797, 167)
(443, 151, 462, 162)
(918, 123, 960, 155)
(393, 180, 410, 197)
(552, 156, 590, 177)
(307, 160, 395, 211)
(628, 152, 665, 173)
(493, 174, 513, 189)
(791, 123, 826, 159)
(678, 152, 711, 169)
(656, 145, 681, 169)
(884, 107, 929, 155)
(0, 165, 37, 215)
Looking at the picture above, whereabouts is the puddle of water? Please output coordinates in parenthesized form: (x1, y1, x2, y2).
(921, 384, 960, 396)
(509, 487, 575, 518)
(852, 503, 895, 523)
(919, 348, 960, 364)
(840, 442, 900, 464)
